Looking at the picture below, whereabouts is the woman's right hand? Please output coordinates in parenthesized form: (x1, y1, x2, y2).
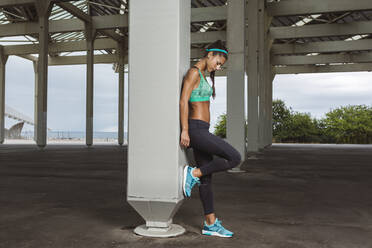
(180, 130, 190, 148)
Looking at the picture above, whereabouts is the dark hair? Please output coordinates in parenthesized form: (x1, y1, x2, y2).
(203, 40, 228, 99)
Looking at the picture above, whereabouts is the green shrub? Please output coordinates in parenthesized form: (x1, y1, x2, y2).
(212, 100, 372, 144)
(213, 113, 226, 138)
(322, 105, 372, 144)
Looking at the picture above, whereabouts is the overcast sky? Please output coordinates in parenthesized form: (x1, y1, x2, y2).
(4, 56, 372, 133)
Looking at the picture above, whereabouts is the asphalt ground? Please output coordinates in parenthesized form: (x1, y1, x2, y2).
(1, 143, 372, 248)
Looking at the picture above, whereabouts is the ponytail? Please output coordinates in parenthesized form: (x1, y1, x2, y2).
(204, 40, 228, 100)
(210, 70, 216, 99)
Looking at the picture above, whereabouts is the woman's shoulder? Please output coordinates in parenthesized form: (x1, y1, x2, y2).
(183, 67, 200, 88)
(188, 66, 201, 77)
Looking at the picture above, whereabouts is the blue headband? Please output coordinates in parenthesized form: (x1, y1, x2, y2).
(206, 48, 228, 55)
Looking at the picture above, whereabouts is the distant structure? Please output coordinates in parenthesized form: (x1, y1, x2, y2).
(5, 105, 34, 126)
(4, 122, 24, 139)
(2, 104, 34, 140)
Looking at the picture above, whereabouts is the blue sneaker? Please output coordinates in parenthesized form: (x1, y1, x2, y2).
(202, 218, 234, 238)
(183, 165, 200, 197)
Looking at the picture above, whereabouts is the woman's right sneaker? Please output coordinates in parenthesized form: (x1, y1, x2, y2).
(202, 218, 234, 238)
(183, 165, 200, 197)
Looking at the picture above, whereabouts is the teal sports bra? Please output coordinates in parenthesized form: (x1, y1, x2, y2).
(189, 66, 213, 102)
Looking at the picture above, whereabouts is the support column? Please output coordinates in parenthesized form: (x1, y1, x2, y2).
(34, 1, 52, 148)
(0, 46, 8, 144)
(118, 42, 125, 146)
(267, 64, 276, 145)
(33, 61, 38, 142)
(262, 4, 272, 148)
(258, 0, 271, 150)
(85, 24, 95, 146)
(127, 0, 190, 237)
(226, 0, 246, 172)
(246, 0, 260, 153)
(258, 7, 266, 150)
(265, 31, 274, 146)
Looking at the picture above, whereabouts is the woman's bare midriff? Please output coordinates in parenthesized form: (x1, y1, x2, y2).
(189, 101, 210, 123)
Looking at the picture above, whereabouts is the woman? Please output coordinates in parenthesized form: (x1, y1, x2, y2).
(179, 40, 242, 238)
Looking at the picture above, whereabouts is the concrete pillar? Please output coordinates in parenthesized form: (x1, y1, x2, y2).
(33, 61, 38, 142)
(34, 1, 52, 148)
(267, 65, 276, 145)
(118, 42, 125, 146)
(127, 0, 190, 237)
(259, 3, 272, 149)
(85, 24, 95, 146)
(258, 0, 266, 150)
(246, 0, 260, 153)
(226, 0, 246, 172)
(264, 13, 274, 147)
(0, 46, 8, 144)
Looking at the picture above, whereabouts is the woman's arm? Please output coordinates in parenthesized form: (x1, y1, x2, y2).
(179, 68, 199, 147)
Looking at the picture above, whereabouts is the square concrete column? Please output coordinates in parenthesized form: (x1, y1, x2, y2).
(266, 60, 276, 146)
(264, 32, 274, 147)
(0, 46, 8, 144)
(33, 61, 38, 142)
(258, 0, 271, 150)
(259, 3, 272, 148)
(266, 68, 275, 146)
(85, 24, 95, 146)
(117, 42, 125, 146)
(246, 0, 260, 153)
(226, 0, 246, 170)
(263, 10, 274, 147)
(34, 1, 52, 148)
(127, 0, 190, 237)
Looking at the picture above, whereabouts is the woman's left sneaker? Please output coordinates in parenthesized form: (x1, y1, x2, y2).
(183, 165, 200, 197)
(201, 218, 234, 238)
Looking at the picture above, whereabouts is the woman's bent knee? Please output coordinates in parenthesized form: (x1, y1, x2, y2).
(229, 152, 242, 169)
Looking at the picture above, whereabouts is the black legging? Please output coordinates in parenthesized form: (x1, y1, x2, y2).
(187, 118, 242, 215)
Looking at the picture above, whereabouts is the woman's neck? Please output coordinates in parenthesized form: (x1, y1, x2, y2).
(195, 58, 208, 72)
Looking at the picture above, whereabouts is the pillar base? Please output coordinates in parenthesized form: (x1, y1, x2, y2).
(227, 167, 245, 173)
(247, 154, 259, 160)
(133, 224, 185, 238)
(37, 144, 46, 149)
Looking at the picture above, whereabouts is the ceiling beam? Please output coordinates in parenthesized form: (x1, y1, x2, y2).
(267, 0, 372, 17)
(272, 39, 372, 55)
(0, 6, 224, 38)
(56, 2, 124, 42)
(3, 32, 221, 56)
(0, 14, 129, 37)
(274, 63, 372, 74)
(100, 29, 124, 43)
(270, 20, 372, 40)
(48, 54, 122, 66)
(17, 54, 120, 66)
(5, 33, 372, 59)
(16, 54, 37, 61)
(56, 2, 91, 23)
(0, 0, 35, 8)
(272, 52, 372, 65)
(191, 6, 226, 22)
(191, 48, 205, 59)
(3, 38, 117, 55)
(0, 0, 73, 8)
(191, 31, 226, 44)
